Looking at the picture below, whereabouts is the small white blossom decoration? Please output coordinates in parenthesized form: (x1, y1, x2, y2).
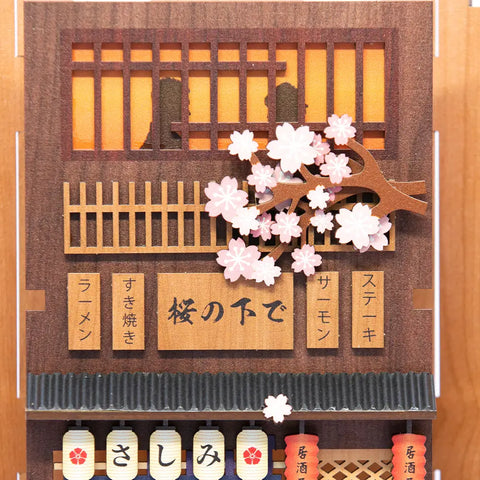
(263, 394, 293, 423)
(228, 130, 258, 160)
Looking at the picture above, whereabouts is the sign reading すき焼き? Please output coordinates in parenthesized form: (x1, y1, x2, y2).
(157, 273, 293, 350)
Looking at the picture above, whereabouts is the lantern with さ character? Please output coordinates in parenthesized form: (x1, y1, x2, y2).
(149, 426, 182, 480)
(284, 434, 319, 480)
(62, 427, 95, 480)
(193, 427, 225, 480)
(392, 433, 426, 480)
(106, 427, 138, 480)
(236, 427, 269, 480)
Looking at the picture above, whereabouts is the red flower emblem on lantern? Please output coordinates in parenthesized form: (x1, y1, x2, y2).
(243, 447, 262, 465)
(69, 448, 87, 465)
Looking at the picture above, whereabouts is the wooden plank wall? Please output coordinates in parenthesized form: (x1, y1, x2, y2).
(0, 0, 479, 478)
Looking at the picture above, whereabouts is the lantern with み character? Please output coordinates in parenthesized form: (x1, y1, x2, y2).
(149, 426, 182, 480)
(62, 427, 95, 480)
(236, 427, 269, 480)
(193, 427, 225, 480)
(106, 427, 138, 480)
(284, 434, 319, 480)
(391, 433, 426, 480)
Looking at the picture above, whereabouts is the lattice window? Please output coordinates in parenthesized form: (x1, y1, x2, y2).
(63, 181, 394, 254)
(62, 29, 397, 161)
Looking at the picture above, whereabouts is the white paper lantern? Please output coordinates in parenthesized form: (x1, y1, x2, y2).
(236, 427, 269, 480)
(149, 426, 182, 480)
(193, 427, 225, 480)
(106, 427, 138, 480)
(62, 427, 95, 480)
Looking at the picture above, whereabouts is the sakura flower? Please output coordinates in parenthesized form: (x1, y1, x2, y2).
(335, 203, 380, 249)
(263, 394, 293, 423)
(247, 163, 277, 193)
(271, 212, 302, 243)
(291, 244, 322, 276)
(251, 213, 274, 241)
(307, 185, 330, 209)
(310, 210, 334, 233)
(320, 153, 352, 184)
(205, 176, 248, 222)
(216, 238, 261, 282)
(252, 256, 282, 286)
(232, 207, 260, 235)
(324, 113, 356, 145)
(228, 130, 258, 160)
(312, 133, 331, 165)
(267, 123, 317, 173)
(327, 186, 342, 202)
(359, 215, 392, 252)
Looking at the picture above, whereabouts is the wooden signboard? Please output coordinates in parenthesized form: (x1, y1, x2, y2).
(67, 273, 101, 350)
(306, 272, 339, 349)
(352, 271, 384, 349)
(112, 273, 145, 350)
(157, 273, 294, 350)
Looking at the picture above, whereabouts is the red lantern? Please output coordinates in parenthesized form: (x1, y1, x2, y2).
(284, 434, 319, 480)
(392, 433, 426, 480)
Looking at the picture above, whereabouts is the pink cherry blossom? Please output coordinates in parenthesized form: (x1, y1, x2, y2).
(307, 185, 330, 209)
(320, 153, 352, 184)
(335, 203, 380, 249)
(291, 244, 322, 276)
(205, 176, 248, 221)
(310, 210, 334, 233)
(247, 163, 277, 193)
(252, 256, 282, 286)
(324, 114, 356, 145)
(327, 186, 342, 202)
(228, 130, 258, 160)
(267, 123, 317, 173)
(252, 213, 274, 241)
(216, 238, 261, 282)
(359, 215, 392, 252)
(312, 133, 331, 165)
(271, 212, 302, 243)
(232, 207, 260, 235)
(273, 165, 304, 185)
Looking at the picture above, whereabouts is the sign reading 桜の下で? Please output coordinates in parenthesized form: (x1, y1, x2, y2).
(157, 273, 293, 350)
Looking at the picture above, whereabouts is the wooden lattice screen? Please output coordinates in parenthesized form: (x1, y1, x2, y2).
(53, 448, 393, 479)
(63, 181, 395, 254)
(62, 28, 396, 161)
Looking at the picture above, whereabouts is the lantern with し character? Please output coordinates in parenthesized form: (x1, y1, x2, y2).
(149, 426, 182, 480)
(62, 427, 95, 480)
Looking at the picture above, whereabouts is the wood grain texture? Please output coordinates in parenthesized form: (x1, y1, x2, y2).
(306, 272, 339, 349)
(433, 0, 480, 479)
(68, 273, 101, 350)
(352, 271, 384, 349)
(112, 273, 145, 350)
(157, 273, 294, 350)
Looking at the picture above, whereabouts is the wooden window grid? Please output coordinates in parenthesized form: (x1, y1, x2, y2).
(62, 29, 397, 161)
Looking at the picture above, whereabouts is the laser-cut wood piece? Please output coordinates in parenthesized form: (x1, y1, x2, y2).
(157, 273, 294, 350)
(67, 273, 101, 350)
(112, 273, 145, 350)
(64, 181, 394, 254)
(306, 272, 339, 349)
(62, 29, 396, 161)
(352, 271, 384, 349)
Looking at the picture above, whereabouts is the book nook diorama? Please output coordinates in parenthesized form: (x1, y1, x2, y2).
(24, 2, 434, 480)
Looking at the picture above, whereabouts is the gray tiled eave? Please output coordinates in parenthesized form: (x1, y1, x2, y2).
(26, 372, 436, 420)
